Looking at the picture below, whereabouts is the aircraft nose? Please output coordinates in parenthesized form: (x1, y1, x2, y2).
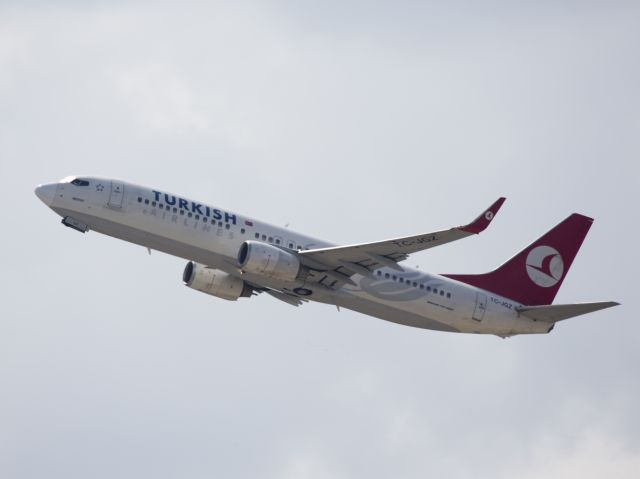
(35, 183, 57, 206)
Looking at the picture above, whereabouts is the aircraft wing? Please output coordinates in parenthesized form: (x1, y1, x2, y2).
(298, 197, 505, 288)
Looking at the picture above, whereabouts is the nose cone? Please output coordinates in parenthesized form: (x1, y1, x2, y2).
(35, 183, 57, 206)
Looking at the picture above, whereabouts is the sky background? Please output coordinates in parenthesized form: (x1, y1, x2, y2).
(1, 1, 638, 478)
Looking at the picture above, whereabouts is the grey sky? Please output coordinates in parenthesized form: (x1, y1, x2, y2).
(1, 1, 638, 478)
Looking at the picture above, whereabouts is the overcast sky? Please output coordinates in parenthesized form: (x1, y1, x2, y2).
(1, 1, 638, 478)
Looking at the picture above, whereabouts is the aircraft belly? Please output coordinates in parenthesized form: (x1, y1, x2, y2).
(330, 283, 511, 335)
(333, 293, 459, 332)
(52, 207, 231, 269)
(308, 287, 458, 332)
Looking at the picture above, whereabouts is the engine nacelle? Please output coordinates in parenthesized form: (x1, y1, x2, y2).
(183, 262, 252, 301)
(237, 241, 302, 283)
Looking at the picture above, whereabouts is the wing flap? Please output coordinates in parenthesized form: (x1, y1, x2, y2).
(266, 290, 308, 307)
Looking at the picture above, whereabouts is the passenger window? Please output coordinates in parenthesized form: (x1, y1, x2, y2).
(188, 212, 192, 218)
(262, 235, 267, 241)
(241, 228, 245, 234)
(420, 284, 424, 289)
(203, 218, 208, 223)
(413, 282, 418, 287)
(268, 236, 273, 242)
(276, 239, 280, 244)
(225, 224, 230, 230)
(255, 233, 260, 239)
(385, 273, 390, 279)
(446, 292, 451, 298)
(173, 207, 177, 213)
(180, 210, 184, 215)
(144, 199, 149, 205)
(392, 275, 397, 281)
(440, 290, 445, 296)
(137, 197, 142, 203)
(152, 201, 156, 207)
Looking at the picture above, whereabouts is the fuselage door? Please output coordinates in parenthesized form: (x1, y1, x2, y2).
(472, 292, 487, 321)
(108, 181, 124, 209)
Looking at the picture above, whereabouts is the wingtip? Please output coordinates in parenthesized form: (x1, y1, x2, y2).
(459, 196, 506, 234)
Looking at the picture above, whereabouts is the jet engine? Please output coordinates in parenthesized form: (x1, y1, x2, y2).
(183, 262, 253, 301)
(237, 241, 302, 282)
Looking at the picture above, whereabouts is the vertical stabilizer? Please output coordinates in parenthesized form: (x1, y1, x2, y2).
(444, 214, 593, 305)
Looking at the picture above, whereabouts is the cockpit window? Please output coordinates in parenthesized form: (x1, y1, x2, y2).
(71, 179, 90, 186)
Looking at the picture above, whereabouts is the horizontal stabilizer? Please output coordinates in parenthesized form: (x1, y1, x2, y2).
(517, 301, 619, 323)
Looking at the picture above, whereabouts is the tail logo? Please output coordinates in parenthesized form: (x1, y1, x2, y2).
(526, 245, 564, 288)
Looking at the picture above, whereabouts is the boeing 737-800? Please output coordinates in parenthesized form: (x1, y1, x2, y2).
(35, 176, 618, 337)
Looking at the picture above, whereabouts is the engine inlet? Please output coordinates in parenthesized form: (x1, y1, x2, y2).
(183, 261, 195, 285)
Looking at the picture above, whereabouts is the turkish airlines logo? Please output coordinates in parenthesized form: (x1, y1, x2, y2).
(526, 245, 564, 288)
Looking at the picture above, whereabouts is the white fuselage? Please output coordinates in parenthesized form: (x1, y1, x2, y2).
(37, 177, 553, 336)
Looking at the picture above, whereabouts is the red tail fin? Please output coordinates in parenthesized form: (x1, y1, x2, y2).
(443, 214, 594, 306)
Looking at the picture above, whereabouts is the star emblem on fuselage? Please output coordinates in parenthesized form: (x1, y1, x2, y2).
(96, 184, 104, 192)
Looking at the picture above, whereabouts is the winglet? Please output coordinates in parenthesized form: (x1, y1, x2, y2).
(459, 197, 506, 234)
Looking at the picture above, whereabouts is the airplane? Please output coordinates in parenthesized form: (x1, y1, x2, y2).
(34, 176, 619, 337)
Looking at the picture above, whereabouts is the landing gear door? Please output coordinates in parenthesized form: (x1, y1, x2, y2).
(472, 293, 487, 321)
(108, 181, 124, 209)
